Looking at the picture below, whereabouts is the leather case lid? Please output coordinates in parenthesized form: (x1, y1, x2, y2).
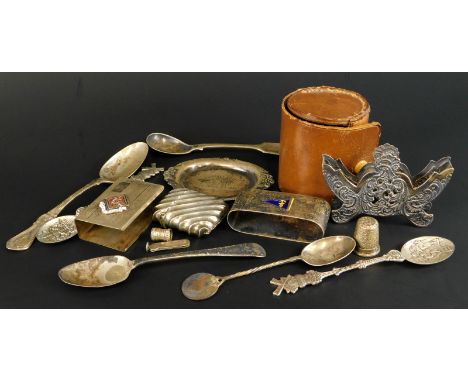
(286, 86, 370, 127)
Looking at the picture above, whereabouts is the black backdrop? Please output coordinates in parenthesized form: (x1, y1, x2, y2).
(0, 73, 466, 308)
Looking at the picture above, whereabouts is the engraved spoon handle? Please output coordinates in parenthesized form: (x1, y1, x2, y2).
(132, 243, 266, 267)
(6, 178, 107, 251)
(270, 250, 405, 296)
(193, 142, 280, 155)
(219, 256, 302, 282)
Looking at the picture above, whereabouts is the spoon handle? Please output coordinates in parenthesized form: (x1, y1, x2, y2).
(6, 178, 107, 251)
(132, 243, 266, 267)
(270, 250, 405, 296)
(193, 142, 280, 155)
(219, 256, 302, 282)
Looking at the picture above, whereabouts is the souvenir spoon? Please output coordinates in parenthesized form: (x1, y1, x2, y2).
(58, 243, 266, 288)
(181, 236, 356, 301)
(270, 236, 455, 295)
(6, 142, 148, 251)
(146, 133, 280, 155)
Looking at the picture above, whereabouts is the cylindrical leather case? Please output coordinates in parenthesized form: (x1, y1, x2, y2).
(279, 86, 381, 201)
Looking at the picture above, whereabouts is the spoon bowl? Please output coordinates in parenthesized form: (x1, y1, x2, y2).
(301, 236, 356, 266)
(401, 236, 455, 265)
(59, 255, 133, 287)
(182, 273, 221, 301)
(99, 142, 149, 180)
(36, 215, 78, 244)
(146, 133, 193, 155)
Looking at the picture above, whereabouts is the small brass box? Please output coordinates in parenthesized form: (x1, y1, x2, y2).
(75, 178, 164, 252)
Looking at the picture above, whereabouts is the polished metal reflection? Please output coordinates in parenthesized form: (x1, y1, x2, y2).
(181, 236, 356, 301)
(146, 133, 280, 155)
(271, 236, 455, 295)
(154, 188, 229, 236)
(58, 243, 266, 288)
(323, 143, 454, 227)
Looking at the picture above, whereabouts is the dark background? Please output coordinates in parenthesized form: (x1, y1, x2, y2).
(0, 73, 466, 308)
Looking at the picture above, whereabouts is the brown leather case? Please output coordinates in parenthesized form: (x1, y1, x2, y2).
(278, 86, 381, 201)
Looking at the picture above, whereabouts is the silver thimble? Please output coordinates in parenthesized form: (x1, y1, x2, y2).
(353, 216, 380, 257)
(150, 227, 173, 242)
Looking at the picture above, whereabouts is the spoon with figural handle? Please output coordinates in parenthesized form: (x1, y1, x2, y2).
(146, 133, 280, 155)
(58, 243, 266, 288)
(181, 236, 356, 301)
(6, 142, 148, 251)
(270, 236, 455, 296)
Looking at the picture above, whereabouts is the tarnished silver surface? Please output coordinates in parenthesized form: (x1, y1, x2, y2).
(163, 158, 274, 200)
(323, 143, 454, 227)
(36, 215, 78, 244)
(146, 133, 280, 155)
(154, 188, 229, 236)
(270, 236, 455, 296)
(58, 243, 266, 288)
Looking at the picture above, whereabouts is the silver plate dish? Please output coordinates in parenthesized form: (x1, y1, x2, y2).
(163, 158, 274, 200)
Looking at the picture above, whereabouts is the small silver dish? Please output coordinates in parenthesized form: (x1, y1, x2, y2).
(163, 157, 274, 200)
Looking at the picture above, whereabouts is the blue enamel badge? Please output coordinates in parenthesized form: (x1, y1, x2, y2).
(264, 198, 294, 210)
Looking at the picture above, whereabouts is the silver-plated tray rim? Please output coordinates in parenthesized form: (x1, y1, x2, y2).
(163, 157, 274, 200)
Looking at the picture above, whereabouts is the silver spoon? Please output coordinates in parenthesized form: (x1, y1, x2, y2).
(181, 236, 356, 301)
(58, 243, 266, 288)
(6, 142, 148, 251)
(270, 236, 455, 295)
(146, 133, 280, 155)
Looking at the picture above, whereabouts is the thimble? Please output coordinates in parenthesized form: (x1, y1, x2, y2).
(150, 227, 173, 242)
(353, 216, 380, 257)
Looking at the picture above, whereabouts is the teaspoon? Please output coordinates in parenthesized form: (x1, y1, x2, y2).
(58, 243, 266, 288)
(146, 133, 280, 155)
(181, 236, 356, 301)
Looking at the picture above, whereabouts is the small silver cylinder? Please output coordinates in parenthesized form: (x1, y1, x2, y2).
(146, 239, 190, 252)
(353, 216, 380, 257)
(150, 227, 173, 242)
